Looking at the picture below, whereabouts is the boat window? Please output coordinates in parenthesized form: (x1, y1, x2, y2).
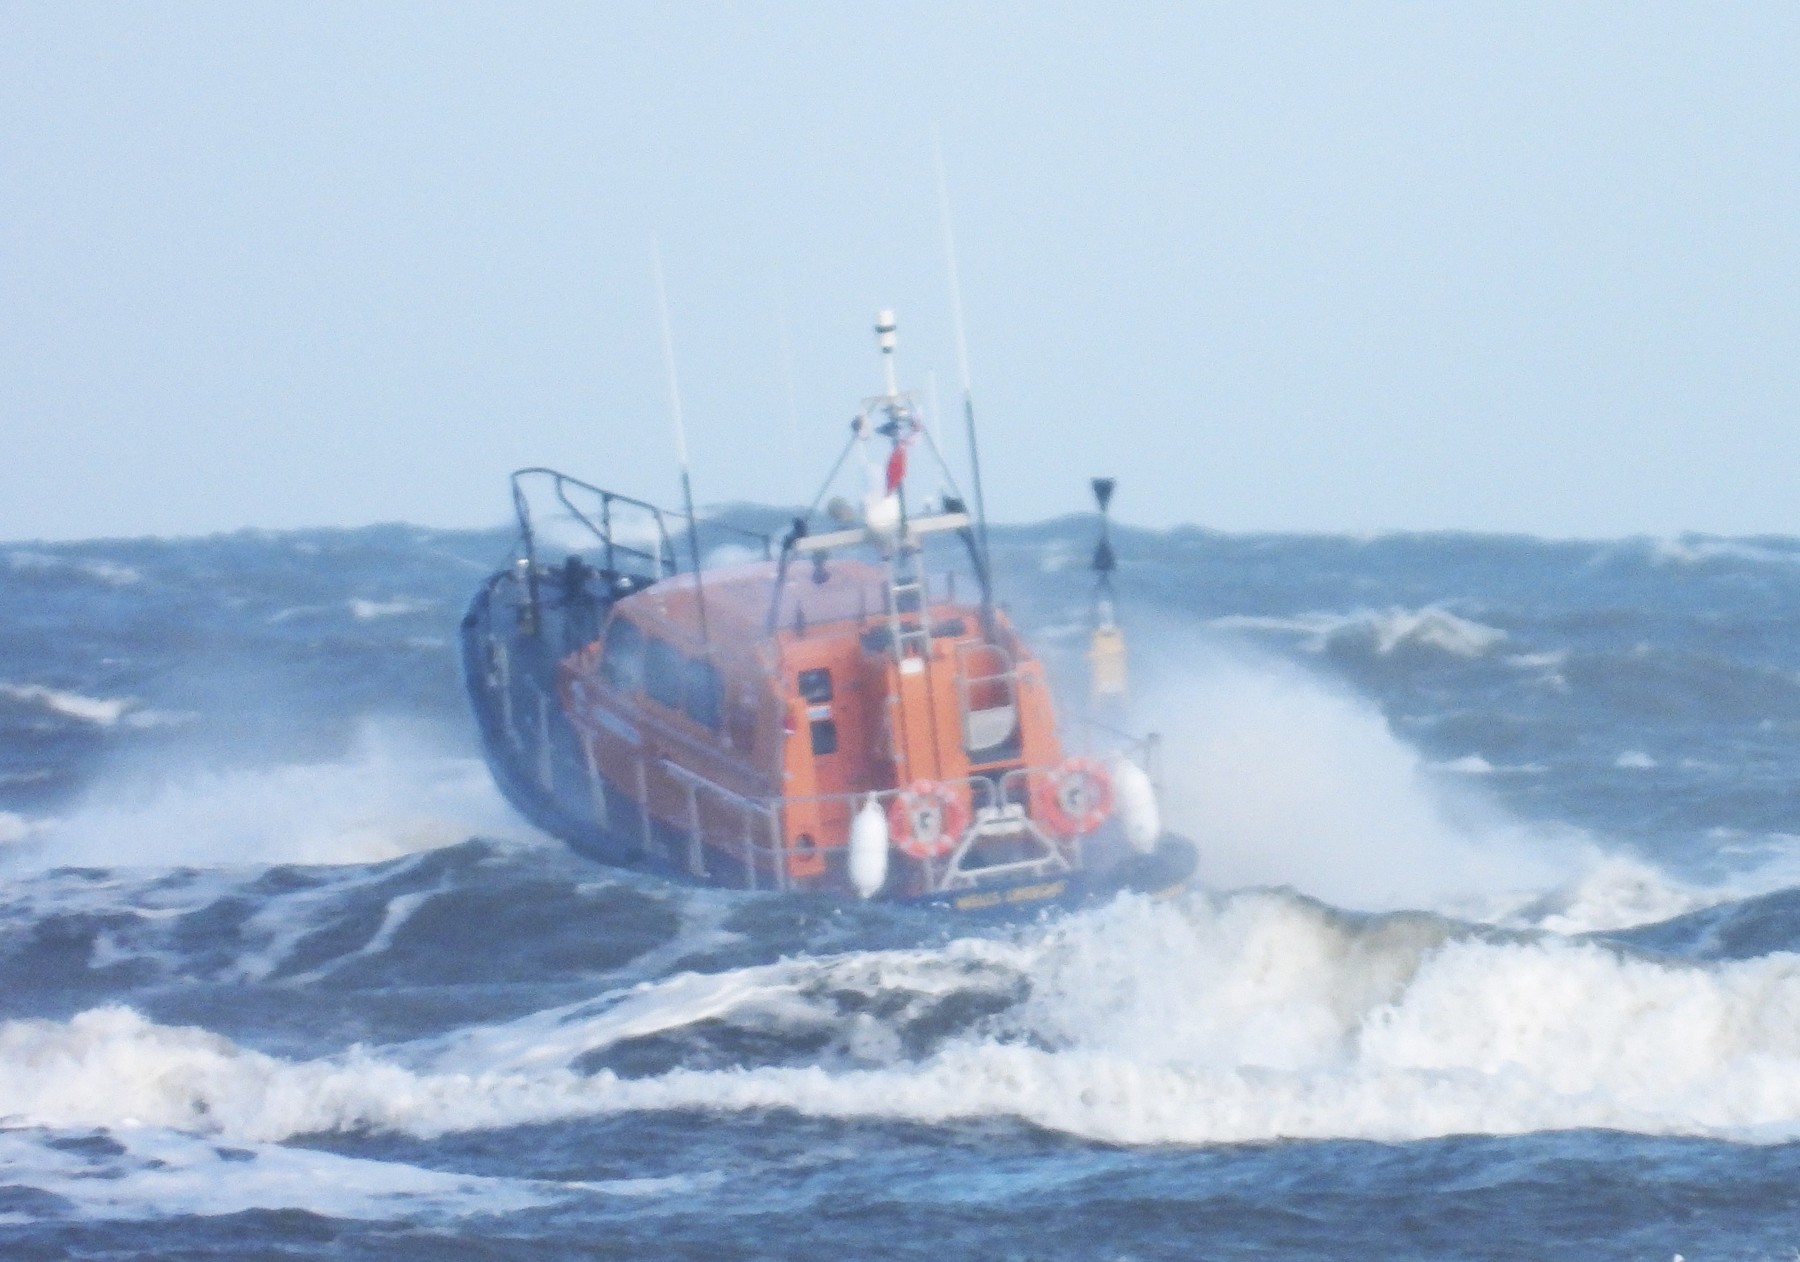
(798, 668, 832, 703)
(810, 718, 838, 756)
(600, 617, 644, 692)
(684, 657, 723, 731)
(644, 637, 685, 710)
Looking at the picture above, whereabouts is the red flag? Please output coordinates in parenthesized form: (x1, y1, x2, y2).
(885, 444, 907, 494)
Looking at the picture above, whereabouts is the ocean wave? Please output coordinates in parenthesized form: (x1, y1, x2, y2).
(1210, 606, 1506, 658)
(0, 684, 134, 727)
(5, 551, 141, 587)
(12, 890, 1800, 1149)
(348, 597, 434, 620)
(1648, 536, 1800, 568)
(1428, 755, 1546, 776)
(0, 1125, 554, 1222)
(1501, 855, 1716, 936)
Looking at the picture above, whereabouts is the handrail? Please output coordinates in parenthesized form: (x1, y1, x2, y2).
(650, 732, 1162, 893)
(507, 467, 775, 582)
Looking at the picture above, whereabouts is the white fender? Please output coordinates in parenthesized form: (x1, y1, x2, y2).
(1107, 753, 1161, 854)
(849, 794, 891, 898)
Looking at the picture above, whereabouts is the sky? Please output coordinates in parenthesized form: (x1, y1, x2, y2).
(3, 2, 1798, 542)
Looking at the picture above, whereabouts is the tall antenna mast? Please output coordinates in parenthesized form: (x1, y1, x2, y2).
(934, 133, 995, 629)
(875, 308, 900, 397)
(774, 295, 802, 479)
(651, 235, 709, 644)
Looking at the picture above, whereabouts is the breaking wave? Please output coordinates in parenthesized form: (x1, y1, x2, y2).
(348, 597, 434, 620)
(0, 684, 135, 727)
(5, 551, 141, 587)
(1210, 606, 1507, 658)
(0, 1126, 554, 1223)
(8, 890, 1800, 1148)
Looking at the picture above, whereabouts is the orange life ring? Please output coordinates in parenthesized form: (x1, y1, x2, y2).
(886, 780, 969, 860)
(1034, 757, 1114, 836)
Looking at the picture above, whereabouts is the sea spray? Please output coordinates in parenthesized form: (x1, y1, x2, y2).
(6, 723, 539, 871)
(1124, 636, 1575, 910)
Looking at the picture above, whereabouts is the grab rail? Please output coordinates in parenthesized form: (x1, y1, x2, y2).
(642, 723, 1161, 896)
(508, 467, 775, 585)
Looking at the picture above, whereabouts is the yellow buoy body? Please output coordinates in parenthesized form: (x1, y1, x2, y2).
(1088, 624, 1129, 700)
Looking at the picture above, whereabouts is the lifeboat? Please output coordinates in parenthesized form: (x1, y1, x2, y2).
(459, 315, 1196, 913)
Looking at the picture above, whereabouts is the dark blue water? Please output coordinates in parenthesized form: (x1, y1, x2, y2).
(2, 522, 1799, 1259)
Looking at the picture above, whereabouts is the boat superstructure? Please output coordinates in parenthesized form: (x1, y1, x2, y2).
(460, 314, 1194, 912)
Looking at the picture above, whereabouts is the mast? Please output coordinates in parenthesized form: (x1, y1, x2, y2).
(934, 136, 996, 633)
(775, 296, 802, 480)
(876, 309, 900, 398)
(651, 235, 709, 645)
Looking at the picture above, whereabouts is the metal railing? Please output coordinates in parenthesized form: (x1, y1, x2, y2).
(508, 467, 774, 584)
(644, 743, 1158, 897)
(654, 758, 789, 891)
(954, 638, 1019, 755)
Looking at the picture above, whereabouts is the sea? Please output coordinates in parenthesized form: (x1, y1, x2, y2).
(1, 516, 1799, 1260)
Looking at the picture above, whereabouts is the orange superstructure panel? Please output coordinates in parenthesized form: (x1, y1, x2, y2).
(559, 547, 1076, 887)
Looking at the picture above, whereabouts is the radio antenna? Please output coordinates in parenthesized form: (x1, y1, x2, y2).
(651, 234, 709, 644)
(934, 133, 995, 631)
(774, 294, 802, 480)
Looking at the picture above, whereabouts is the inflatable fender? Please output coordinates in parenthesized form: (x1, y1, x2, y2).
(1107, 753, 1161, 854)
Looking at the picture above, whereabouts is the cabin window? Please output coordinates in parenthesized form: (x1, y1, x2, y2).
(644, 637, 685, 710)
(798, 668, 833, 704)
(600, 617, 644, 692)
(809, 718, 838, 756)
(684, 657, 723, 731)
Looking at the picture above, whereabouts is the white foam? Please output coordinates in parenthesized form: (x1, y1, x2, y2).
(14, 891, 1800, 1149)
(1505, 649, 1570, 692)
(7, 727, 543, 871)
(702, 543, 763, 568)
(1649, 536, 1800, 568)
(1506, 650, 1567, 672)
(424, 963, 812, 1075)
(0, 1125, 552, 1222)
(1038, 541, 1078, 573)
(1501, 855, 1715, 936)
(1616, 750, 1658, 770)
(1433, 754, 1495, 774)
(523, 897, 1800, 1145)
(119, 708, 200, 730)
(348, 596, 433, 620)
(221, 861, 444, 984)
(1430, 755, 1546, 776)
(1210, 606, 1506, 658)
(266, 603, 332, 623)
(6, 551, 141, 586)
(1365, 607, 1506, 657)
(0, 683, 134, 726)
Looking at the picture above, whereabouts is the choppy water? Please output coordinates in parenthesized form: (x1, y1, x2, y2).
(2, 521, 1799, 1259)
